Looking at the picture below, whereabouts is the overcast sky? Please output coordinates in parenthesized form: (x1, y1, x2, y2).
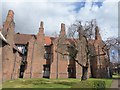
(1, 0, 119, 40)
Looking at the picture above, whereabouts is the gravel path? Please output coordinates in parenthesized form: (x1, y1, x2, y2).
(110, 78, 120, 89)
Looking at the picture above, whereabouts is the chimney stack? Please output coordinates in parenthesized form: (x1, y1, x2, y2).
(60, 23, 66, 36)
(2, 10, 15, 37)
(3, 10, 14, 30)
(40, 21, 44, 29)
(95, 26, 101, 40)
(39, 21, 44, 34)
(37, 21, 45, 45)
(6, 10, 14, 22)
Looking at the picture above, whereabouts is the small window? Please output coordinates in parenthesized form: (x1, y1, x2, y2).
(44, 53, 50, 59)
(68, 68, 75, 73)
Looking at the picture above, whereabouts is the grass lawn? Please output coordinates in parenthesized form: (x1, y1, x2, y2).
(72, 78, 112, 88)
(2, 78, 79, 88)
(112, 74, 120, 78)
(2, 78, 113, 88)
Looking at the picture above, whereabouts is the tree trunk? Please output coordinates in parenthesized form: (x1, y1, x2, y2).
(81, 66, 88, 81)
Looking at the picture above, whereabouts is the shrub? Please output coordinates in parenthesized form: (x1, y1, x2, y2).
(93, 81, 105, 90)
(71, 80, 106, 89)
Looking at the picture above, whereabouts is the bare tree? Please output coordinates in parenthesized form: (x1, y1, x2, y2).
(104, 37, 120, 62)
(67, 19, 113, 80)
(67, 20, 97, 80)
(55, 19, 117, 80)
(55, 20, 96, 80)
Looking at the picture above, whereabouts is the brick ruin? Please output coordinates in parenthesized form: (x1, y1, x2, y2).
(0, 10, 112, 82)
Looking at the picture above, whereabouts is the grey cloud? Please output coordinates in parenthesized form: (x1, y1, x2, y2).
(2, 2, 76, 35)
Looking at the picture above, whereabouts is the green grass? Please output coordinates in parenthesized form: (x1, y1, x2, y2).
(2, 78, 113, 88)
(72, 78, 112, 88)
(112, 74, 120, 78)
(2, 78, 80, 88)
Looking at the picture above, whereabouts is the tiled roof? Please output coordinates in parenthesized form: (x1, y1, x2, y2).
(14, 33, 78, 46)
(48, 37, 76, 45)
(15, 33, 52, 45)
(45, 36, 52, 45)
(14, 33, 33, 44)
(67, 38, 76, 44)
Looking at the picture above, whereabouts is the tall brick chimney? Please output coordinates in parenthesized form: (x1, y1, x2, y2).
(37, 21, 45, 43)
(38, 21, 44, 34)
(2, 10, 15, 44)
(59, 23, 66, 37)
(3, 10, 14, 30)
(95, 26, 101, 40)
(6, 10, 14, 22)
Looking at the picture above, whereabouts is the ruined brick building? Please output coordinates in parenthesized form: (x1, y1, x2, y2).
(88, 26, 111, 78)
(1, 10, 111, 81)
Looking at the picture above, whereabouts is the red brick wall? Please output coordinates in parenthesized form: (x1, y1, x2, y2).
(2, 45, 14, 81)
(0, 44, 2, 83)
(76, 63, 82, 78)
(24, 37, 35, 78)
(11, 51, 22, 79)
(50, 43, 68, 78)
(24, 23, 46, 78)
(89, 26, 110, 78)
